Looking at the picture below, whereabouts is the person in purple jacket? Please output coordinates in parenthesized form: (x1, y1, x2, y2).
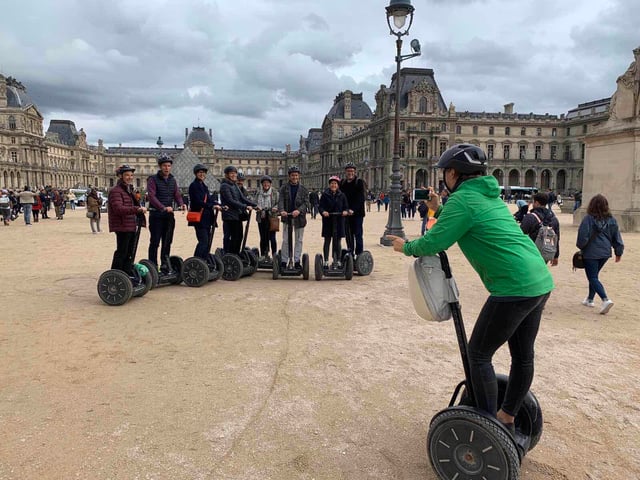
(146, 153, 186, 271)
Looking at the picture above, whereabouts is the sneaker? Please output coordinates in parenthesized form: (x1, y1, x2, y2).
(600, 299, 614, 315)
(581, 298, 595, 307)
(294, 262, 302, 270)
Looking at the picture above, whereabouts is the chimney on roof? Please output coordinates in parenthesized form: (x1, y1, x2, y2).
(209, 128, 212, 139)
(344, 90, 352, 120)
(185, 128, 188, 140)
(504, 103, 514, 114)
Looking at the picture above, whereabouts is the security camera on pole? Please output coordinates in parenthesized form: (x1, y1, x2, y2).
(380, 0, 421, 246)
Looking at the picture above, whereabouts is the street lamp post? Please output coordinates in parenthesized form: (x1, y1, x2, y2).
(380, 0, 421, 246)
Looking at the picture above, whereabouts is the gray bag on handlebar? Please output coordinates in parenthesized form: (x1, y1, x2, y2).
(408, 255, 459, 322)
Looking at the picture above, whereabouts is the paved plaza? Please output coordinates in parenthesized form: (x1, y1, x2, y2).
(1, 206, 639, 479)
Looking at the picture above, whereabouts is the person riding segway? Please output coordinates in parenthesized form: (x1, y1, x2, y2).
(219, 165, 258, 280)
(181, 164, 224, 287)
(389, 144, 553, 480)
(140, 153, 186, 287)
(340, 162, 373, 275)
(314, 176, 353, 280)
(97, 165, 152, 306)
(252, 175, 279, 271)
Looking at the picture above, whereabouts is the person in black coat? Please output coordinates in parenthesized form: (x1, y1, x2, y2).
(319, 176, 349, 267)
(520, 192, 560, 266)
(188, 164, 222, 259)
(219, 165, 256, 255)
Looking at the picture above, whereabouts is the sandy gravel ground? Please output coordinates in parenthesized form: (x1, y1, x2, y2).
(0, 203, 638, 480)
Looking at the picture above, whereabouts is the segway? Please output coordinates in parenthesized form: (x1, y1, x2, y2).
(181, 210, 224, 287)
(314, 212, 353, 281)
(410, 252, 543, 480)
(97, 214, 153, 306)
(272, 214, 309, 280)
(139, 212, 183, 288)
(344, 213, 374, 276)
(219, 209, 258, 281)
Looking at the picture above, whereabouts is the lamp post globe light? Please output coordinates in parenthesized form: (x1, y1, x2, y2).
(380, 0, 421, 246)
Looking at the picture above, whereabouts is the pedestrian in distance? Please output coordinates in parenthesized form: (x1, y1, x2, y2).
(520, 192, 560, 266)
(389, 143, 554, 436)
(576, 194, 624, 314)
(87, 188, 103, 234)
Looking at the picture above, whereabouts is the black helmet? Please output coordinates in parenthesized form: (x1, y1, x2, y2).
(157, 153, 173, 165)
(260, 175, 273, 184)
(237, 172, 246, 180)
(223, 165, 237, 175)
(288, 165, 301, 174)
(436, 144, 487, 174)
(344, 162, 356, 170)
(193, 163, 208, 174)
(116, 164, 136, 175)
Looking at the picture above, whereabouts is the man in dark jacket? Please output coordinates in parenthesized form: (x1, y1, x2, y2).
(146, 154, 185, 271)
(108, 165, 147, 275)
(220, 165, 256, 255)
(521, 192, 560, 266)
(340, 162, 367, 256)
(308, 189, 319, 219)
(278, 165, 309, 270)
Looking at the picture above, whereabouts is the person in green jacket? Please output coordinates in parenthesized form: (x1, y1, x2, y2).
(389, 144, 554, 435)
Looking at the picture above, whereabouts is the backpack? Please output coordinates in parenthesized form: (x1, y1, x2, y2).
(531, 212, 557, 263)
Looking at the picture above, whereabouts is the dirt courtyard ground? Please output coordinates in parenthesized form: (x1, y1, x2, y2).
(1, 203, 638, 480)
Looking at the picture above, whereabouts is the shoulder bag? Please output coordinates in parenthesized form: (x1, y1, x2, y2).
(186, 194, 206, 223)
(572, 224, 599, 270)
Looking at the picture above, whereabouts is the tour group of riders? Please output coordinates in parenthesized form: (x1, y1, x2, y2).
(107, 154, 368, 278)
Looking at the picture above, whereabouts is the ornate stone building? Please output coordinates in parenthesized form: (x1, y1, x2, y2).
(301, 68, 611, 194)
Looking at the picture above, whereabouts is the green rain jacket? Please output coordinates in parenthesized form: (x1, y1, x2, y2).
(403, 176, 554, 297)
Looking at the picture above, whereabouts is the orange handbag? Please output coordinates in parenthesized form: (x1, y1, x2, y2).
(186, 194, 206, 223)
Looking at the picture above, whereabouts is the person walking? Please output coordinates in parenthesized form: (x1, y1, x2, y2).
(520, 192, 560, 266)
(52, 188, 64, 220)
(188, 164, 222, 259)
(18, 186, 37, 225)
(87, 188, 103, 234)
(576, 194, 624, 314)
(319, 176, 349, 267)
(254, 175, 279, 262)
(108, 165, 147, 275)
(278, 165, 309, 270)
(389, 144, 553, 436)
(308, 188, 319, 219)
(0, 189, 11, 225)
(31, 192, 42, 223)
(146, 153, 186, 271)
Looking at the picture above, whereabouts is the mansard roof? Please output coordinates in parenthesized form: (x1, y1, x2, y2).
(46, 120, 79, 146)
(389, 68, 447, 112)
(5, 83, 36, 109)
(326, 91, 373, 120)
(186, 126, 213, 145)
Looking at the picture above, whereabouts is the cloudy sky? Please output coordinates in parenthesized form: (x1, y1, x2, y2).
(1, 0, 638, 151)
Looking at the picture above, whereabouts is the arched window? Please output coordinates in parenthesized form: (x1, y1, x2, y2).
(473, 126, 478, 135)
(521, 127, 526, 136)
(417, 139, 428, 158)
(419, 97, 427, 113)
(505, 127, 511, 136)
(441, 123, 447, 132)
(421, 122, 426, 131)
(8, 116, 16, 130)
(489, 126, 494, 135)
(455, 125, 462, 134)
(337, 126, 344, 138)
(247, 168, 252, 175)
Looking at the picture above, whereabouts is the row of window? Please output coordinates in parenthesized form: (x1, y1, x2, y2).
(397, 123, 588, 137)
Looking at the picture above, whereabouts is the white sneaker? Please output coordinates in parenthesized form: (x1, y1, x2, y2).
(581, 298, 594, 307)
(600, 299, 614, 315)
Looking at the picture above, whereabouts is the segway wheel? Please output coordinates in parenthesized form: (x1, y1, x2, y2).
(181, 257, 209, 287)
(344, 254, 354, 281)
(208, 254, 224, 281)
(243, 248, 258, 275)
(496, 373, 543, 452)
(139, 259, 159, 289)
(222, 254, 243, 281)
(314, 254, 323, 281)
(169, 256, 183, 284)
(302, 253, 309, 280)
(97, 269, 134, 306)
(355, 250, 374, 276)
(272, 256, 280, 280)
(428, 407, 520, 480)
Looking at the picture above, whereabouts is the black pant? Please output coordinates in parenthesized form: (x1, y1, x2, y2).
(111, 231, 137, 275)
(257, 217, 277, 256)
(223, 220, 243, 255)
(467, 293, 550, 417)
(194, 225, 211, 259)
(323, 237, 342, 263)
(346, 215, 364, 255)
(148, 212, 175, 266)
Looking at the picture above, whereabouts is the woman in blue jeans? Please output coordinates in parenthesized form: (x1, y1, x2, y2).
(576, 194, 624, 314)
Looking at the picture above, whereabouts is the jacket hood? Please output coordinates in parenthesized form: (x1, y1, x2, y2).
(456, 175, 501, 198)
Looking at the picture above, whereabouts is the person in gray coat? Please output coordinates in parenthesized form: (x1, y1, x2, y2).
(277, 165, 309, 269)
(576, 194, 624, 314)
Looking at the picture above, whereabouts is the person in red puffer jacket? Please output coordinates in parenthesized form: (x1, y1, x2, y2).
(108, 165, 147, 275)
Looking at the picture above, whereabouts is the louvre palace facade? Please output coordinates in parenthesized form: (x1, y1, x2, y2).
(1, 69, 610, 194)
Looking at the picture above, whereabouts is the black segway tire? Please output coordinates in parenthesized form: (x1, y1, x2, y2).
(302, 253, 309, 280)
(243, 248, 258, 275)
(222, 254, 243, 281)
(314, 254, 323, 281)
(182, 257, 209, 287)
(208, 254, 224, 281)
(272, 255, 280, 280)
(355, 250, 374, 276)
(344, 254, 354, 281)
(97, 269, 134, 306)
(139, 259, 159, 289)
(428, 407, 520, 480)
(169, 256, 183, 284)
